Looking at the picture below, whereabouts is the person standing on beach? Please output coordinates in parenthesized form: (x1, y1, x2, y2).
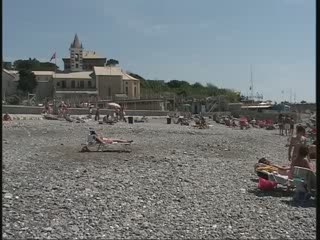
(288, 125, 307, 163)
(95, 107, 100, 121)
(88, 106, 93, 118)
(278, 114, 284, 136)
(284, 115, 291, 136)
(290, 117, 295, 135)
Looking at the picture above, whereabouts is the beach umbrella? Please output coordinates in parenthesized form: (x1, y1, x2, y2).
(107, 102, 121, 108)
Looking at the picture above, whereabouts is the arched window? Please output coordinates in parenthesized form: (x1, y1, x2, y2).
(71, 80, 75, 88)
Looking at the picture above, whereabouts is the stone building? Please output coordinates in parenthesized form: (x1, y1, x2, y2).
(33, 71, 55, 100)
(62, 34, 106, 72)
(2, 69, 18, 100)
(92, 66, 140, 100)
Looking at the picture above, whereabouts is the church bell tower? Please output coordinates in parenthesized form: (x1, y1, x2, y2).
(69, 34, 83, 72)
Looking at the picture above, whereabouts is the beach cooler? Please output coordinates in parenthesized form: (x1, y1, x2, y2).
(239, 117, 249, 129)
(265, 119, 273, 127)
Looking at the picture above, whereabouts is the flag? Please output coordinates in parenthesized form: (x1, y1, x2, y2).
(50, 52, 56, 62)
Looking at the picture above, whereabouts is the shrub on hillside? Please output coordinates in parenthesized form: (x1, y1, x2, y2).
(6, 95, 20, 105)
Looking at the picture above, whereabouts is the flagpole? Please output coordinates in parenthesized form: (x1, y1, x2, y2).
(53, 52, 57, 114)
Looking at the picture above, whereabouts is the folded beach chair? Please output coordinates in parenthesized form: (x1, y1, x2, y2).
(292, 166, 316, 192)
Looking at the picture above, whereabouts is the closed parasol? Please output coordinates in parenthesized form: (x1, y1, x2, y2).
(107, 102, 121, 108)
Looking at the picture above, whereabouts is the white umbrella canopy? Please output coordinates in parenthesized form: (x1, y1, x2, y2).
(107, 102, 121, 108)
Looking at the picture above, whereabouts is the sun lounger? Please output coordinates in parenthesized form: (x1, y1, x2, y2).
(81, 129, 132, 152)
(256, 166, 316, 195)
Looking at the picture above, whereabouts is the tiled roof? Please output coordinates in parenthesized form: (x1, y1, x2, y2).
(93, 66, 123, 76)
(3, 69, 19, 81)
(122, 72, 139, 81)
(54, 71, 93, 79)
(3, 69, 16, 78)
(93, 66, 139, 81)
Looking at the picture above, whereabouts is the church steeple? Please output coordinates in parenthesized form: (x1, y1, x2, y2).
(69, 34, 83, 72)
(71, 33, 81, 48)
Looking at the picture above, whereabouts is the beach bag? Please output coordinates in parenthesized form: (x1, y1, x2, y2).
(257, 177, 277, 190)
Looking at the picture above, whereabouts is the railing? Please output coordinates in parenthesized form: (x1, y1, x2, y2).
(55, 88, 97, 91)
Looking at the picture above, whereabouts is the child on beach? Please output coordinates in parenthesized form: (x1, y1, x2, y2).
(288, 145, 313, 179)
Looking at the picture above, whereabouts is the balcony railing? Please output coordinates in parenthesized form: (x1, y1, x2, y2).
(55, 87, 97, 91)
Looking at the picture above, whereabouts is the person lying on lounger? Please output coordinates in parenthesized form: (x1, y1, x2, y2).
(90, 129, 133, 144)
(255, 157, 292, 176)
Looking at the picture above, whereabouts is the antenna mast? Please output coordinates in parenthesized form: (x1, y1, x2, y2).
(250, 64, 254, 100)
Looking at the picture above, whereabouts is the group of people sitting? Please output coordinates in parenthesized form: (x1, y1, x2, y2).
(89, 106, 127, 123)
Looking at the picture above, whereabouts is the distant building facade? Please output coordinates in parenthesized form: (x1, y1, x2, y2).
(3, 34, 141, 102)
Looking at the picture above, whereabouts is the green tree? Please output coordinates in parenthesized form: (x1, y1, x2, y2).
(192, 82, 203, 88)
(17, 70, 38, 94)
(167, 80, 190, 89)
(14, 58, 59, 71)
(206, 83, 219, 96)
(106, 59, 119, 66)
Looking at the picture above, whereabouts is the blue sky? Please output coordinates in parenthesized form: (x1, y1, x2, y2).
(3, 0, 315, 102)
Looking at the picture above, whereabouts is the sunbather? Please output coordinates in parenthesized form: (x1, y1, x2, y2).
(255, 158, 290, 174)
(90, 130, 133, 144)
(3, 113, 12, 121)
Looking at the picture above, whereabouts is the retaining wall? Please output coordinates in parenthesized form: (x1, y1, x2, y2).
(2, 105, 169, 116)
(206, 110, 299, 122)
